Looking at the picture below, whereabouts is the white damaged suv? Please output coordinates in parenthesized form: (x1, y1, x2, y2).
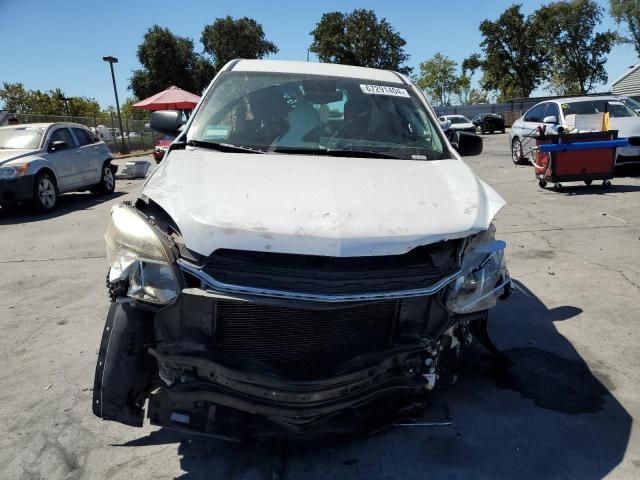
(93, 60, 512, 440)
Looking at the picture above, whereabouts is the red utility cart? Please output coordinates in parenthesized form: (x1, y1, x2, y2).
(532, 131, 621, 190)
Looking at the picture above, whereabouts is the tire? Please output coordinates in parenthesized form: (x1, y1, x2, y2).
(584, 179, 593, 186)
(501, 128, 506, 134)
(95, 162, 116, 194)
(553, 183, 563, 191)
(32, 171, 57, 212)
(511, 138, 524, 165)
(538, 179, 547, 188)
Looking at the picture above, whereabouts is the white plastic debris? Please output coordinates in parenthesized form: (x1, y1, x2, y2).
(115, 160, 151, 180)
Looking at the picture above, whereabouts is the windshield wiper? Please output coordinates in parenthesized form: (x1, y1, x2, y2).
(270, 147, 401, 159)
(187, 140, 265, 154)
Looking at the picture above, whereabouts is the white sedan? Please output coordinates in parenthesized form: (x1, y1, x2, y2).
(509, 96, 640, 166)
(0, 122, 115, 212)
(440, 115, 477, 134)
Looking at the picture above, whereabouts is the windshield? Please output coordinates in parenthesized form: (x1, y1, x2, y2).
(0, 126, 45, 149)
(620, 96, 640, 111)
(448, 116, 470, 124)
(188, 71, 448, 160)
(561, 100, 638, 118)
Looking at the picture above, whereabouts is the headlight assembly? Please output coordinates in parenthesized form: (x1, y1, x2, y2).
(105, 204, 179, 305)
(447, 225, 511, 314)
(0, 164, 29, 180)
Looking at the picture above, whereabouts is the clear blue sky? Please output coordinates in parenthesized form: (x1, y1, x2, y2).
(0, 0, 636, 108)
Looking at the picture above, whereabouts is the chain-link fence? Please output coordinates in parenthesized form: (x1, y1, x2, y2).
(14, 113, 158, 154)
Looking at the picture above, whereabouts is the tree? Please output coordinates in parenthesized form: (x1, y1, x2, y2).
(534, 0, 619, 94)
(120, 98, 149, 120)
(310, 9, 412, 74)
(416, 53, 459, 106)
(462, 54, 483, 77)
(610, 0, 640, 57)
(477, 5, 547, 99)
(0, 82, 101, 116)
(130, 25, 212, 99)
(201, 16, 278, 70)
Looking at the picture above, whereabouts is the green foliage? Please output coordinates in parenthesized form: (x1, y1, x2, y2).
(610, 0, 640, 57)
(534, 0, 619, 94)
(462, 54, 483, 76)
(417, 53, 459, 106)
(121, 98, 149, 120)
(310, 9, 411, 74)
(201, 16, 278, 70)
(0, 82, 100, 116)
(130, 25, 212, 99)
(478, 5, 547, 99)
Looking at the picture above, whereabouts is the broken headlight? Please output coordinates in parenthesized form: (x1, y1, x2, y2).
(105, 204, 179, 305)
(447, 225, 510, 314)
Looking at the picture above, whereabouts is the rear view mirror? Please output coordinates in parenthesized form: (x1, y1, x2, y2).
(48, 140, 67, 152)
(302, 79, 342, 104)
(543, 115, 558, 124)
(450, 131, 483, 156)
(150, 110, 186, 136)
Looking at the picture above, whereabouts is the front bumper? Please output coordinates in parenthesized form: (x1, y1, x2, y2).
(0, 175, 34, 202)
(147, 345, 431, 439)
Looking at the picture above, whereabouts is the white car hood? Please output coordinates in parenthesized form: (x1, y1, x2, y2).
(142, 148, 505, 257)
(0, 149, 38, 165)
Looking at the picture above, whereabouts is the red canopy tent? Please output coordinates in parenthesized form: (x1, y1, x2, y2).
(132, 85, 201, 110)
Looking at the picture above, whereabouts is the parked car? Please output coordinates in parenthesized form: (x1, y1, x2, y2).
(472, 113, 506, 134)
(440, 115, 476, 133)
(0, 123, 115, 211)
(509, 96, 640, 165)
(93, 59, 512, 440)
(153, 136, 173, 163)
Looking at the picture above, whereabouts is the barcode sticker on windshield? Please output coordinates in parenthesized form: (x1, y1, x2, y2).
(360, 84, 410, 97)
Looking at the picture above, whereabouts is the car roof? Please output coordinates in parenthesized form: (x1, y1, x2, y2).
(0, 122, 90, 130)
(444, 115, 466, 118)
(543, 95, 621, 105)
(231, 59, 405, 84)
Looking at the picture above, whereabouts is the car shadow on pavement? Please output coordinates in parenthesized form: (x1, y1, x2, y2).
(121, 280, 632, 480)
(540, 183, 640, 196)
(0, 191, 124, 225)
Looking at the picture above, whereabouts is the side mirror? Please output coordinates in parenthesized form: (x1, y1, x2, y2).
(439, 119, 452, 131)
(450, 131, 483, 157)
(150, 110, 186, 136)
(48, 140, 68, 152)
(543, 115, 558, 125)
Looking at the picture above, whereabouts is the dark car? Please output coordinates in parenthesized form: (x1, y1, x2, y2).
(472, 113, 505, 134)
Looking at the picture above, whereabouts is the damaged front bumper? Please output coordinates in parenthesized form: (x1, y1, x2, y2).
(146, 345, 433, 440)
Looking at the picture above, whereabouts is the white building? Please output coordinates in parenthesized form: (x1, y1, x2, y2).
(612, 63, 640, 99)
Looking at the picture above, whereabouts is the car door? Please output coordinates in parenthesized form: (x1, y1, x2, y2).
(45, 127, 80, 191)
(71, 127, 102, 185)
(519, 103, 547, 157)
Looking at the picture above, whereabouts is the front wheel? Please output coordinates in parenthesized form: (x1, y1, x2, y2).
(32, 172, 57, 212)
(511, 138, 524, 165)
(95, 163, 116, 194)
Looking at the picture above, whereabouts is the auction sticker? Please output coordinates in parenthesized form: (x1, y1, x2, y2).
(360, 84, 410, 97)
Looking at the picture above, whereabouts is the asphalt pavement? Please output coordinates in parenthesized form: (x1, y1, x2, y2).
(0, 138, 639, 480)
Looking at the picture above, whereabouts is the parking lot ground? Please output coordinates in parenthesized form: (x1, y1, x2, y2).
(0, 133, 639, 479)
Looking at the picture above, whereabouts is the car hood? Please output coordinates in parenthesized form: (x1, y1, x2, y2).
(142, 148, 506, 257)
(450, 123, 475, 129)
(0, 149, 38, 165)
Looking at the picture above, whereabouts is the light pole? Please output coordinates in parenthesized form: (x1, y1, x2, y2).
(102, 56, 128, 154)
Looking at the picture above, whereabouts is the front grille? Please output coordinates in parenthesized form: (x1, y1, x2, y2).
(214, 300, 397, 380)
(201, 242, 459, 295)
